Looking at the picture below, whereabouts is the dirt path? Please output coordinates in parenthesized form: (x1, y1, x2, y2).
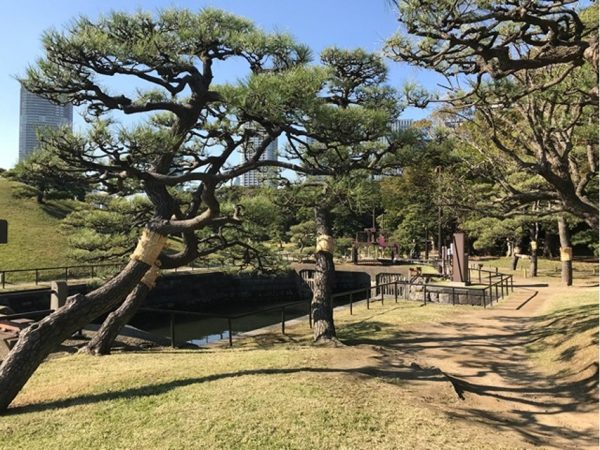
(350, 280, 599, 449)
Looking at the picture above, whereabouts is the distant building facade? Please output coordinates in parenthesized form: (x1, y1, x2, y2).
(390, 119, 414, 133)
(19, 86, 73, 162)
(238, 126, 278, 187)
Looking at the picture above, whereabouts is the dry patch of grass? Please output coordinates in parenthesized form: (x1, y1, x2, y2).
(3, 348, 524, 450)
(526, 286, 598, 380)
(1, 301, 530, 450)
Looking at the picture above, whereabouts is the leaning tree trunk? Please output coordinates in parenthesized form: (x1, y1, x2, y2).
(83, 282, 151, 355)
(0, 229, 166, 412)
(558, 216, 573, 286)
(311, 205, 337, 343)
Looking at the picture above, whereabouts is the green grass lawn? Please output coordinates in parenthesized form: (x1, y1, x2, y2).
(474, 256, 597, 276)
(0, 301, 530, 450)
(526, 287, 599, 379)
(0, 178, 75, 271)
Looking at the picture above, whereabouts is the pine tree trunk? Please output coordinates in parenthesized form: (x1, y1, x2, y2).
(558, 216, 573, 286)
(0, 259, 151, 412)
(311, 206, 337, 343)
(83, 283, 150, 356)
(530, 223, 539, 277)
(542, 230, 556, 258)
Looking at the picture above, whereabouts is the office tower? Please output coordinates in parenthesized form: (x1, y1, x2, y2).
(389, 118, 414, 134)
(238, 127, 278, 187)
(19, 86, 73, 162)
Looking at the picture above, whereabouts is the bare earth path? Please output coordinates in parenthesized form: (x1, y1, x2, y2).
(325, 279, 599, 449)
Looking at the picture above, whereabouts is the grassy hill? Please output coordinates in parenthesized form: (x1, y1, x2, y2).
(0, 177, 76, 270)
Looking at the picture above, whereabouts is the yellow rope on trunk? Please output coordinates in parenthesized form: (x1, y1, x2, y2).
(560, 247, 572, 262)
(140, 263, 161, 289)
(130, 229, 168, 265)
(316, 235, 335, 254)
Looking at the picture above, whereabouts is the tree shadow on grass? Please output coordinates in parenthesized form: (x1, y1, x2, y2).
(6, 301, 598, 448)
(40, 202, 73, 220)
(6, 365, 449, 416)
(336, 303, 599, 447)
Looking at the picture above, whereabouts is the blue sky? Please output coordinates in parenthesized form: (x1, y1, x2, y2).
(0, 0, 440, 169)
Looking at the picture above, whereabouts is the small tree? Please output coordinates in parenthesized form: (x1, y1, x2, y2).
(0, 8, 321, 412)
(276, 48, 404, 342)
(7, 147, 89, 203)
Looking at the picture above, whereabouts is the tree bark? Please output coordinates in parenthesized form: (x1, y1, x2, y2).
(530, 223, 539, 277)
(558, 216, 573, 286)
(311, 205, 337, 343)
(542, 230, 556, 258)
(83, 283, 150, 356)
(0, 259, 152, 412)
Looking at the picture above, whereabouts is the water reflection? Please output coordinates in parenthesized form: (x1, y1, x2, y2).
(132, 302, 310, 346)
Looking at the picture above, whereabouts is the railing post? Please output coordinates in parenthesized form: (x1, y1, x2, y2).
(423, 285, 427, 306)
(349, 292, 353, 315)
(511, 275, 514, 292)
(495, 283, 498, 301)
(0, 271, 4, 289)
(482, 289, 486, 308)
(308, 298, 313, 328)
(367, 288, 370, 310)
(228, 317, 233, 347)
(170, 313, 176, 348)
(281, 307, 286, 335)
(35, 269, 39, 285)
(394, 281, 398, 303)
(65, 267, 69, 282)
(381, 285, 384, 304)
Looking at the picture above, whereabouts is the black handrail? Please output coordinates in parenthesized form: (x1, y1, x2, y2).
(139, 299, 312, 348)
(0, 260, 231, 289)
(125, 272, 515, 349)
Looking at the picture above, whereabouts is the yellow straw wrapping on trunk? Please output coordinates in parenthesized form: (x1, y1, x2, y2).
(130, 229, 168, 265)
(316, 235, 335, 254)
(560, 247, 572, 262)
(140, 263, 161, 289)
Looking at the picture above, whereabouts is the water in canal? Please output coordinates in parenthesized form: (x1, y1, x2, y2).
(132, 300, 311, 346)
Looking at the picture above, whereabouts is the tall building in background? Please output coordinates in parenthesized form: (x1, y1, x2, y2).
(238, 126, 279, 187)
(19, 86, 73, 162)
(390, 118, 414, 134)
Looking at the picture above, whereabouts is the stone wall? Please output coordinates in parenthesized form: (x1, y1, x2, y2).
(400, 284, 486, 306)
(0, 284, 88, 313)
(1, 268, 373, 314)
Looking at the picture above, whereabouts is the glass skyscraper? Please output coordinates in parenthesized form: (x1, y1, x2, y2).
(238, 126, 278, 187)
(18, 86, 73, 162)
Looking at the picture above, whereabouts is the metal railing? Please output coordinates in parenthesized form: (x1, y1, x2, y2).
(139, 272, 515, 348)
(139, 299, 311, 348)
(0, 260, 234, 290)
(0, 263, 123, 289)
(1, 269, 514, 350)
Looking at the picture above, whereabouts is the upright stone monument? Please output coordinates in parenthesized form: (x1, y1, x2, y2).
(451, 232, 470, 285)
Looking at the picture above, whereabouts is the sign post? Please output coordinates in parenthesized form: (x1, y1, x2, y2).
(0, 220, 7, 244)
